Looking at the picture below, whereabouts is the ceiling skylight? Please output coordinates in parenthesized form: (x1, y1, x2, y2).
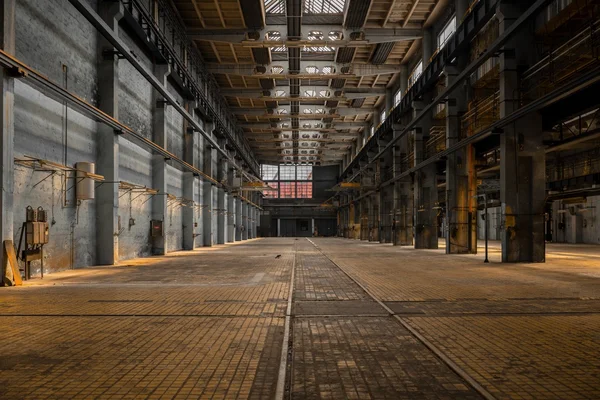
(304, 0, 346, 14)
(264, 0, 285, 14)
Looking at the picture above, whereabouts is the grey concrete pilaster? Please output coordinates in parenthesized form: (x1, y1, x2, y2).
(151, 63, 171, 255)
(216, 153, 227, 244)
(413, 101, 438, 249)
(202, 122, 216, 247)
(227, 193, 235, 243)
(444, 65, 476, 254)
(0, 0, 14, 244)
(235, 196, 242, 241)
(456, 0, 469, 21)
(392, 126, 411, 246)
(368, 192, 380, 242)
(359, 197, 368, 240)
(422, 28, 433, 65)
(183, 101, 199, 251)
(95, 2, 123, 264)
(498, 3, 545, 262)
(0, 0, 14, 275)
(216, 188, 226, 244)
(399, 65, 409, 95)
(242, 201, 249, 240)
(203, 181, 215, 246)
(385, 87, 394, 113)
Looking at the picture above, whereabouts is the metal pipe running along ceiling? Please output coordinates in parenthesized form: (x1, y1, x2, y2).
(66, 0, 262, 182)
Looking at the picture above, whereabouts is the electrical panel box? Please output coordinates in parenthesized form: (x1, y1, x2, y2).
(26, 222, 49, 245)
(151, 220, 163, 237)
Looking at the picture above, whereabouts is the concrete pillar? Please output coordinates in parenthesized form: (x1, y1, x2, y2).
(241, 200, 248, 240)
(202, 122, 216, 247)
(0, 0, 15, 271)
(252, 206, 257, 239)
(413, 101, 438, 249)
(423, 28, 433, 65)
(444, 66, 477, 254)
(456, 0, 469, 22)
(385, 87, 394, 114)
(150, 63, 171, 255)
(95, 2, 123, 264)
(369, 192, 380, 242)
(393, 124, 413, 246)
(379, 186, 393, 243)
(235, 196, 242, 241)
(216, 187, 226, 244)
(498, 3, 545, 263)
(360, 197, 368, 240)
(227, 192, 235, 242)
(399, 65, 409, 94)
(183, 101, 198, 251)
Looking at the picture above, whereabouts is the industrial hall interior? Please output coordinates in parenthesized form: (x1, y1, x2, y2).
(1, 0, 600, 398)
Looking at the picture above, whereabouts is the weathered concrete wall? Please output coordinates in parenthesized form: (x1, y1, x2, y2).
(13, 0, 99, 274)
(166, 165, 184, 252)
(118, 140, 153, 260)
(8, 0, 221, 274)
(118, 29, 153, 138)
(552, 197, 600, 244)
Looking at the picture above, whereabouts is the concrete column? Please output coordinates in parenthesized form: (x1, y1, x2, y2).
(444, 66, 477, 254)
(202, 122, 216, 247)
(369, 192, 380, 242)
(0, 0, 15, 275)
(95, 2, 123, 264)
(422, 28, 433, 66)
(456, 0, 469, 22)
(150, 63, 171, 255)
(399, 65, 409, 94)
(216, 187, 226, 244)
(235, 196, 242, 241)
(227, 192, 235, 243)
(242, 201, 249, 240)
(252, 206, 257, 239)
(385, 87, 394, 113)
(183, 101, 198, 251)
(0, 0, 15, 252)
(359, 197, 368, 240)
(392, 125, 412, 246)
(379, 186, 394, 243)
(498, 3, 545, 263)
(413, 101, 438, 249)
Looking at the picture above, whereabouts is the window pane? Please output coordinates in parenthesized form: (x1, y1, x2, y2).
(279, 182, 296, 198)
(394, 89, 402, 107)
(297, 182, 313, 198)
(261, 164, 279, 180)
(279, 165, 295, 180)
(296, 165, 313, 180)
(438, 16, 456, 49)
(263, 182, 279, 198)
(408, 61, 423, 89)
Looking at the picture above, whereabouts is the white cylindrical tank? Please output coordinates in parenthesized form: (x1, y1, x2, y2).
(75, 162, 95, 200)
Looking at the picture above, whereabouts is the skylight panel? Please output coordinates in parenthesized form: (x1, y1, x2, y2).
(264, 0, 285, 14)
(304, 0, 346, 14)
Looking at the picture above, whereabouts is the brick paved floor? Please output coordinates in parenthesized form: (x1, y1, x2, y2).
(1, 237, 599, 399)
(0, 240, 293, 400)
(312, 237, 600, 400)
